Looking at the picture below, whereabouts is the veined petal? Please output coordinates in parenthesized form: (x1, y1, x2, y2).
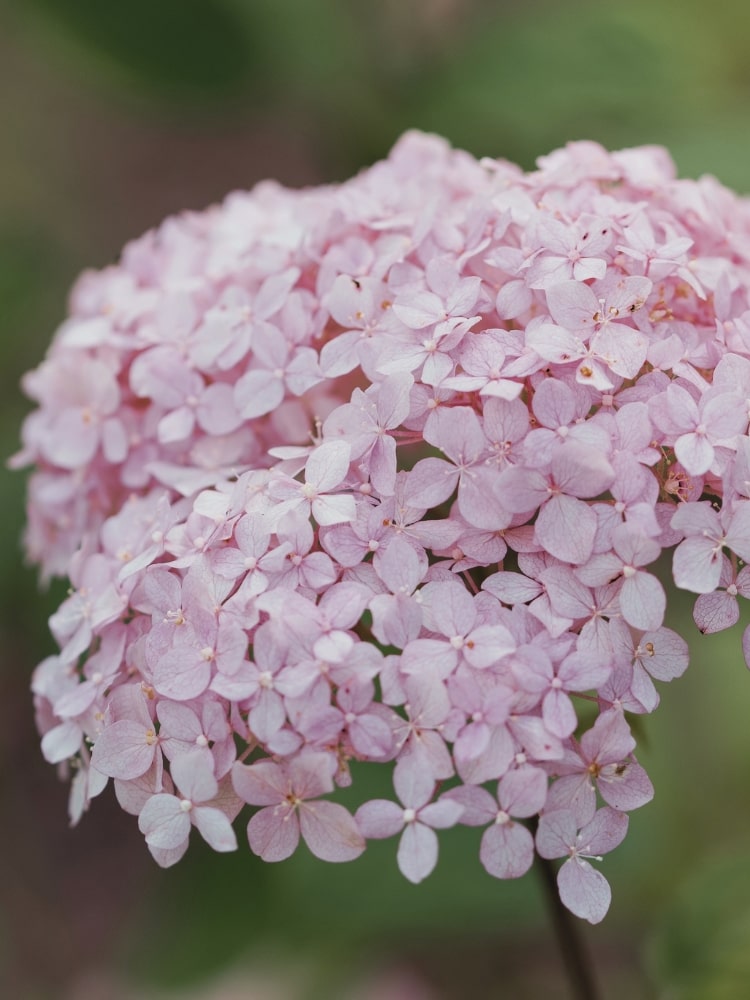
(192, 805, 238, 852)
(558, 858, 611, 924)
(480, 822, 534, 879)
(139, 794, 190, 850)
(299, 801, 365, 861)
(247, 805, 299, 861)
(397, 822, 439, 883)
(620, 572, 666, 631)
(536, 495, 597, 565)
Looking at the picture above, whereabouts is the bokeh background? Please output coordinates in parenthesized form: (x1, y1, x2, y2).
(3, 1, 750, 997)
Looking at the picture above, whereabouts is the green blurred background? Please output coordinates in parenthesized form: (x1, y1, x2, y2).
(3, 1, 750, 997)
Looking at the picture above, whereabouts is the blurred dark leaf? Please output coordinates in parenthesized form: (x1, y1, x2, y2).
(18, 0, 256, 99)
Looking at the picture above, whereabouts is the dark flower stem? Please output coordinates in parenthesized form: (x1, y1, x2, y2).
(535, 854, 600, 1000)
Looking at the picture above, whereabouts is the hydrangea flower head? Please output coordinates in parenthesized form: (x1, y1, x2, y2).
(15, 131, 750, 924)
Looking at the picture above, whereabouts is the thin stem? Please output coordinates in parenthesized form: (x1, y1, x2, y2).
(534, 854, 600, 1000)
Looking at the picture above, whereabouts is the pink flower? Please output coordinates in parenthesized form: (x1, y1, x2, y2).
(19, 130, 750, 922)
(672, 501, 750, 593)
(232, 752, 365, 862)
(536, 807, 629, 923)
(447, 765, 548, 879)
(138, 751, 239, 867)
(355, 761, 463, 883)
(496, 442, 615, 565)
(269, 440, 356, 527)
(649, 384, 746, 476)
(545, 709, 653, 824)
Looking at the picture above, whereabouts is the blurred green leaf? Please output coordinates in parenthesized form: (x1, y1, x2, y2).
(648, 850, 750, 999)
(402, 1, 673, 168)
(18, 0, 256, 98)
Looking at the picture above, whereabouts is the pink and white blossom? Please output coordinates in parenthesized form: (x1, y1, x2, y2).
(18, 131, 750, 922)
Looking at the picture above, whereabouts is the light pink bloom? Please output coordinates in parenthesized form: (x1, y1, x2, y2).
(232, 752, 365, 862)
(20, 130, 750, 921)
(536, 807, 628, 923)
(496, 442, 614, 565)
(355, 760, 463, 883)
(672, 501, 750, 593)
(546, 709, 653, 825)
(138, 751, 239, 866)
(269, 440, 356, 527)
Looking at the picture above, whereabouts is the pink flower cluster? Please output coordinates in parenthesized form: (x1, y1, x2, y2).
(15, 132, 750, 923)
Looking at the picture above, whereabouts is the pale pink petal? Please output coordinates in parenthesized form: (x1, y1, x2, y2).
(464, 625, 516, 668)
(394, 755, 436, 810)
(43, 411, 99, 468)
(726, 502, 750, 562)
(552, 445, 614, 499)
(319, 330, 363, 377)
(536, 494, 598, 565)
(157, 406, 194, 444)
(482, 571, 543, 604)
(41, 721, 82, 763)
(458, 468, 513, 530)
(138, 794, 191, 849)
(693, 591, 739, 634)
(637, 628, 689, 681)
(171, 751, 217, 802)
(419, 798, 464, 829)
(582, 806, 629, 854)
(404, 458, 459, 508)
(299, 801, 366, 861)
(620, 571, 665, 631)
(480, 823, 534, 879)
(397, 822, 439, 883)
(592, 324, 648, 378)
(311, 494, 357, 526)
(153, 649, 212, 701)
(249, 690, 286, 743)
(289, 752, 336, 800)
(430, 582, 475, 637)
(401, 638, 458, 680)
(672, 536, 723, 593)
(197, 383, 244, 434)
(235, 370, 285, 419)
(393, 291, 443, 329)
(597, 760, 653, 811)
(453, 720, 490, 761)
(349, 714, 394, 758)
(543, 688, 578, 739)
(247, 805, 299, 861)
(92, 720, 156, 779)
(441, 785, 496, 826)
(232, 759, 288, 805)
(499, 765, 548, 817)
(307, 440, 351, 491)
(546, 280, 598, 330)
(191, 805, 238, 852)
(495, 466, 548, 513)
(496, 280, 532, 319)
(535, 809, 577, 859)
(558, 859, 611, 924)
(148, 841, 189, 869)
(526, 323, 584, 365)
(355, 799, 405, 839)
(674, 432, 714, 476)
